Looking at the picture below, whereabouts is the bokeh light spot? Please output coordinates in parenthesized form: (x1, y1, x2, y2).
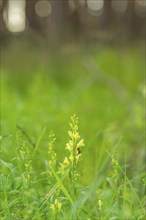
(35, 0, 52, 18)
(135, 0, 146, 18)
(5, 0, 26, 33)
(87, 0, 104, 16)
(111, 0, 128, 13)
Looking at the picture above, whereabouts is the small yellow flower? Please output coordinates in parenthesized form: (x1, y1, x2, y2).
(69, 153, 74, 162)
(50, 204, 55, 212)
(73, 132, 80, 140)
(25, 163, 29, 168)
(112, 159, 118, 166)
(57, 202, 62, 212)
(54, 199, 58, 204)
(63, 157, 69, 165)
(76, 153, 81, 162)
(65, 143, 72, 152)
(50, 199, 62, 213)
(98, 199, 103, 210)
(68, 131, 73, 139)
(77, 139, 84, 148)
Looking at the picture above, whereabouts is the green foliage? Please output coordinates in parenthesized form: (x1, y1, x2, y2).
(0, 46, 145, 219)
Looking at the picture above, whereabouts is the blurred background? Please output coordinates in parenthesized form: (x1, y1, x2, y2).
(0, 0, 145, 178)
(0, 0, 145, 75)
(0, 0, 145, 43)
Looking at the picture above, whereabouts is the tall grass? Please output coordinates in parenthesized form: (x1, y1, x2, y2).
(0, 46, 145, 219)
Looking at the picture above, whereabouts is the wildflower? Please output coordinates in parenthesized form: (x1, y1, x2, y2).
(54, 199, 62, 212)
(63, 114, 85, 198)
(110, 151, 119, 185)
(77, 139, 84, 148)
(50, 199, 62, 214)
(48, 131, 56, 171)
(50, 204, 55, 213)
(98, 199, 103, 210)
(73, 132, 80, 140)
(76, 153, 81, 162)
(68, 131, 73, 139)
(58, 115, 85, 199)
(65, 142, 72, 152)
(16, 129, 33, 184)
(63, 157, 69, 165)
(65, 114, 84, 166)
(69, 153, 74, 163)
(57, 202, 62, 212)
(112, 158, 118, 166)
(96, 189, 104, 211)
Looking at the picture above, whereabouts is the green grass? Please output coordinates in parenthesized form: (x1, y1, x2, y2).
(0, 44, 145, 219)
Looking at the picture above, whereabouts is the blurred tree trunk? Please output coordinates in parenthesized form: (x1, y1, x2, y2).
(0, 0, 8, 31)
(69, 0, 80, 37)
(102, 0, 112, 29)
(26, 0, 40, 30)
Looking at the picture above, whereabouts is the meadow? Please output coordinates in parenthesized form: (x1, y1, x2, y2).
(0, 43, 145, 219)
